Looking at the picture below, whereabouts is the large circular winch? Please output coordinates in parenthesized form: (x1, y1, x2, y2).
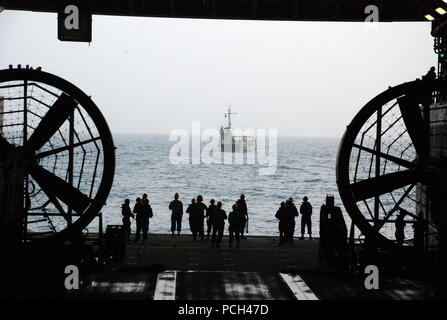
(336, 79, 445, 248)
(0, 66, 115, 241)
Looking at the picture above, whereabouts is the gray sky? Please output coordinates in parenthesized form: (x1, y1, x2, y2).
(0, 10, 436, 138)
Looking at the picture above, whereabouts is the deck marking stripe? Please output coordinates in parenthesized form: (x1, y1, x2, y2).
(279, 273, 319, 300)
(154, 270, 177, 300)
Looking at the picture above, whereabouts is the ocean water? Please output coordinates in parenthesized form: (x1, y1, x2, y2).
(100, 134, 348, 236)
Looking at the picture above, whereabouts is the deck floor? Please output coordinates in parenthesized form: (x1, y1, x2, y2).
(69, 234, 435, 300)
(123, 233, 318, 272)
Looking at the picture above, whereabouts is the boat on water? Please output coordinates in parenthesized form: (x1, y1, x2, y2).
(219, 105, 256, 152)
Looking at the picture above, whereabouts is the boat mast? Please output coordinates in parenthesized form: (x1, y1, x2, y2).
(225, 102, 236, 129)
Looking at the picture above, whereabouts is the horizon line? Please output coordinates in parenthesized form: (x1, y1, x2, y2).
(111, 132, 342, 139)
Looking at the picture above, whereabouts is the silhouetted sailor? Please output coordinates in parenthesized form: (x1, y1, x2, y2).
(395, 211, 406, 246)
(275, 202, 286, 244)
(211, 201, 227, 247)
(133, 197, 142, 218)
(228, 204, 241, 248)
(169, 193, 183, 237)
(133, 197, 142, 211)
(186, 198, 196, 239)
(193, 195, 207, 240)
(300, 196, 313, 240)
(422, 67, 436, 106)
(136, 198, 152, 243)
(319, 195, 348, 271)
(206, 199, 217, 240)
(236, 194, 248, 239)
(133, 197, 142, 243)
(423, 66, 436, 81)
(121, 199, 134, 241)
(284, 198, 298, 242)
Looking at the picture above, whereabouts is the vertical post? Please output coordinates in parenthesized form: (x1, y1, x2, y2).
(432, 159, 447, 298)
(23, 80, 28, 145)
(348, 220, 355, 271)
(423, 93, 431, 253)
(23, 80, 28, 241)
(98, 212, 103, 238)
(68, 107, 74, 226)
(0, 96, 4, 134)
(374, 108, 382, 229)
(0, 155, 25, 285)
(98, 212, 104, 265)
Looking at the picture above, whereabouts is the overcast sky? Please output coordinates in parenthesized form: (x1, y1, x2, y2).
(0, 10, 436, 138)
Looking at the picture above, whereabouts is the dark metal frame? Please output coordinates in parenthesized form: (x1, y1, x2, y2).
(0, 0, 429, 22)
(0, 68, 115, 242)
(336, 79, 444, 249)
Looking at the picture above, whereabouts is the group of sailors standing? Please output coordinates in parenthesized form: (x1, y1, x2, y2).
(121, 193, 248, 247)
(181, 193, 248, 247)
(121, 193, 153, 243)
(275, 196, 313, 244)
(121, 193, 313, 246)
(171, 193, 249, 247)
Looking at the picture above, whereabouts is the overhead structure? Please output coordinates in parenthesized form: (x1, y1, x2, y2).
(0, 0, 432, 22)
(0, 66, 115, 242)
(336, 79, 445, 248)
